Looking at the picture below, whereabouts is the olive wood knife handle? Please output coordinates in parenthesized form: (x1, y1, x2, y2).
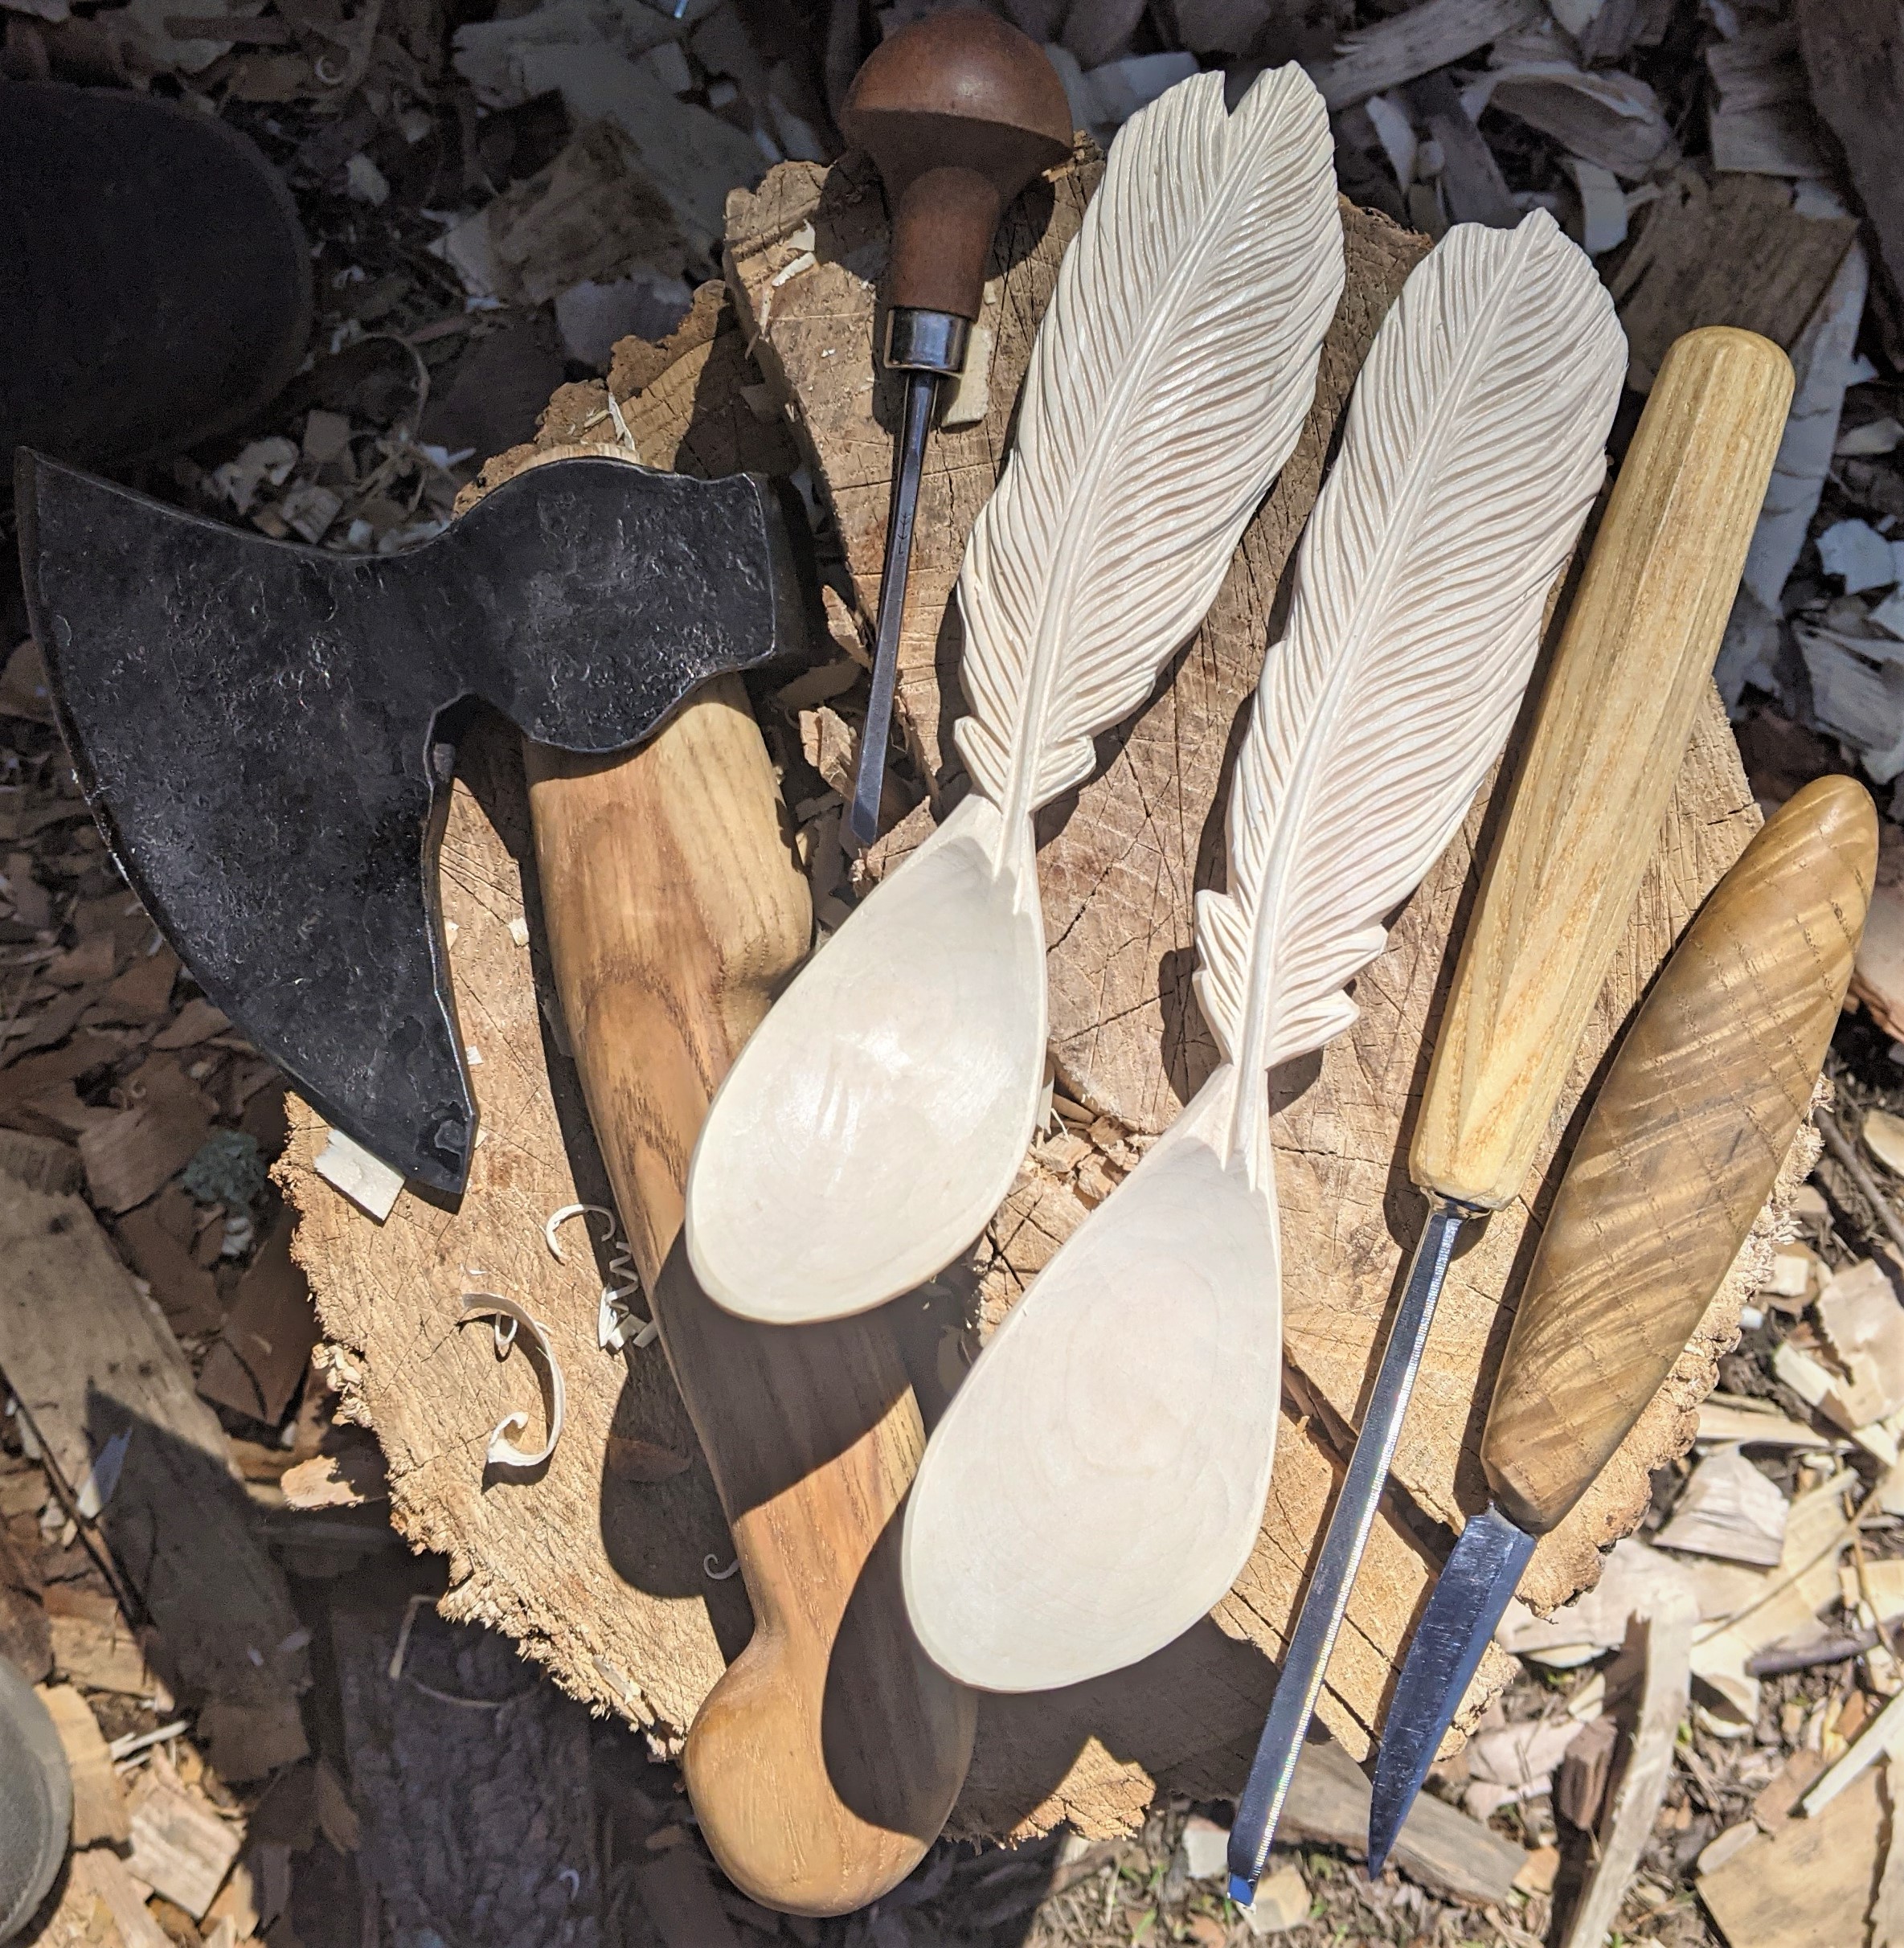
(1483, 775, 1876, 1536)
(1410, 328, 1795, 1209)
(524, 681, 974, 1917)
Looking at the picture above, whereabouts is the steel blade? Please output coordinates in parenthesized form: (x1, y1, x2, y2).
(850, 367, 936, 848)
(21, 451, 804, 1191)
(1226, 1196, 1475, 1901)
(1366, 1501, 1536, 1876)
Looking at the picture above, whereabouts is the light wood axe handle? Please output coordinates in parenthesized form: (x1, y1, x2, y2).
(524, 679, 974, 1917)
(1409, 327, 1795, 1209)
(1484, 776, 1875, 1534)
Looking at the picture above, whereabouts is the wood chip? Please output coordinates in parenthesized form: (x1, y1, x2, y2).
(114, 1202, 221, 1335)
(1501, 1538, 1694, 1666)
(77, 1058, 215, 1213)
(1557, 1714, 1619, 1831)
(1464, 1716, 1587, 1821)
(151, 998, 231, 1050)
(1307, 0, 1538, 109)
(49, 1609, 171, 1702)
(1467, 35, 1677, 179)
(1752, 1745, 1827, 1828)
(1802, 1683, 1904, 1815)
(89, 944, 179, 1025)
(68, 1844, 176, 1948)
(195, 1698, 309, 1783)
(1685, 1472, 1856, 1725)
(1704, 1766, 1883, 1948)
(1876, 1754, 1904, 1948)
(1793, 0, 1904, 309)
(1656, 1446, 1791, 1566)
(36, 1681, 129, 1846)
(196, 1208, 316, 1425)
(0, 1127, 83, 1196)
(1561, 1596, 1693, 1947)
(0, 1519, 48, 1681)
(126, 1762, 242, 1920)
(311, 1125, 403, 1222)
(0, 1177, 306, 1714)
(1697, 1401, 1833, 1447)
(0, 639, 54, 724)
(1607, 170, 1857, 394)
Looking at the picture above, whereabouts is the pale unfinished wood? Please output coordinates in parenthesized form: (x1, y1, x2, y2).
(36, 1683, 129, 1849)
(687, 68, 1345, 1326)
(727, 152, 1429, 1138)
(1605, 170, 1857, 394)
(901, 213, 1627, 1695)
(1413, 329, 1795, 1212)
(736, 146, 1791, 1754)
(0, 1180, 306, 1718)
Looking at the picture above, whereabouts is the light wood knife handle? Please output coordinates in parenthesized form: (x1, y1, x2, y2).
(1484, 776, 1875, 1535)
(1410, 327, 1794, 1209)
(524, 680, 974, 1917)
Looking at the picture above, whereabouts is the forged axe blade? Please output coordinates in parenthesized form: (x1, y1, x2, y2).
(18, 449, 804, 1195)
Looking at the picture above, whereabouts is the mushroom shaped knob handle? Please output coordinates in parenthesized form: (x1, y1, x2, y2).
(841, 8, 1072, 373)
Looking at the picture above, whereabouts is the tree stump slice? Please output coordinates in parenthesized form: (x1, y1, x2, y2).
(285, 157, 1807, 1850)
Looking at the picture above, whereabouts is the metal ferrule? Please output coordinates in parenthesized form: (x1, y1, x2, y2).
(882, 306, 971, 378)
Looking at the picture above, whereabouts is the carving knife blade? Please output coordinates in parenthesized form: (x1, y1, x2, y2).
(1367, 773, 1874, 1871)
(1225, 326, 1795, 1901)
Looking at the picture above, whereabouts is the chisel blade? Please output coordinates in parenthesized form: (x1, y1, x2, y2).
(850, 366, 937, 848)
(1227, 1198, 1474, 1900)
(1366, 1501, 1536, 1876)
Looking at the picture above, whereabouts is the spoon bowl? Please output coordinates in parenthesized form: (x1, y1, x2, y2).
(687, 795, 1048, 1322)
(901, 1068, 1282, 1692)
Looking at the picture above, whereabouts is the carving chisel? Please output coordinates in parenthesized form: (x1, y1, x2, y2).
(1226, 325, 1795, 1900)
(1366, 772, 1874, 1868)
(837, 8, 1071, 845)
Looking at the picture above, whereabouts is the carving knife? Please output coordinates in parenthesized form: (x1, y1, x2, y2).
(837, 8, 1071, 846)
(1226, 325, 1795, 1900)
(1367, 771, 1874, 1866)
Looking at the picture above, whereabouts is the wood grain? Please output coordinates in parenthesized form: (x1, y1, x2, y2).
(524, 690, 973, 1916)
(733, 150, 1796, 1772)
(288, 189, 1802, 1846)
(0, 1181, 306, 1717)
(725, 150, 1429, 1135)
(1410, 326, 1795, 1211)
(1487, 776, 1876, 1535)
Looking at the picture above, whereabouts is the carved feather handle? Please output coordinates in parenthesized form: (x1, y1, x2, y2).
(1484, 776, 1876, 1535)
(954, 63, 1344, 848)
(1409, 327, 1795, 1209)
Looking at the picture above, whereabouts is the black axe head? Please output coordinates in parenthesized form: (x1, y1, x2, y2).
(18, 448, 805, 1195)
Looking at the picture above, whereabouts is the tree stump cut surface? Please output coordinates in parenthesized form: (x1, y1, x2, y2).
(286, 153, 1801, 1848)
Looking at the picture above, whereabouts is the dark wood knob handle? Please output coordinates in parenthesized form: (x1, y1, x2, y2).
(1483, 775, 1877, 1536)
(840, 6, 1072, 327)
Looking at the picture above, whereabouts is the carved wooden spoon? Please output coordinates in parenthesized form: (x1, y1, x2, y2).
(686, 65, 1345, 1323)
(902, 213, 1629, 1690)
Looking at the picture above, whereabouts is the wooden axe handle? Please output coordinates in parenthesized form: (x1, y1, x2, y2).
(522, 678, 973, 1918)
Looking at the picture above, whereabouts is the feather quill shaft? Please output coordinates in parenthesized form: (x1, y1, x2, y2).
(1194, 211, 1628, 1183)
(954, 63, 1345, 861)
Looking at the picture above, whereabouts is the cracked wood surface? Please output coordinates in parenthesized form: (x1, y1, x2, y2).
(286, 172, 1788, 1848)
